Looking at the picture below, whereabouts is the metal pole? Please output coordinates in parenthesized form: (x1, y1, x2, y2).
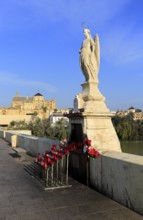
(45, 168, 49, 187)
(86, 157, 89, 186)
(61, 158, 63, 183)
(66, 154, 69, 185)
(51, 165, 53, 186)
(56, 161, 58, 185)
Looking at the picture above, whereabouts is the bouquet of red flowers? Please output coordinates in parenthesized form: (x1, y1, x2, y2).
(87, 147, 100, 158)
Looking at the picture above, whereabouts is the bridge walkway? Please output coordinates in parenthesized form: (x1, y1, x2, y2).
(0, 138, 142, 220)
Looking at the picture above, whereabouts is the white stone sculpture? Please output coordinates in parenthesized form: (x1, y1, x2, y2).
(67, 28, 121, 152)
(79, 29, 100, 82)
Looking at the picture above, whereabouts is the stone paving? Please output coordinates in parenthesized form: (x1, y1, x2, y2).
(0, 138, 142, 220)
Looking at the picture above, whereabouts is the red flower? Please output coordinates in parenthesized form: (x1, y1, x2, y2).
(68, 144, 72, 150)
(41, 160, 47, 169)
(73, 145, 76, 151)
(87, 147, 100, 158)
(43, 161, 47, 169)
(58, 152, 64, 158)
(36, 153, 42, 163)
(94, 151, 100, 157)
(47, 157, 54, 166)
(83, 139, 91, 147)
(52, 145, 57, 151)
(60, 146, 63, 150)
(44, 151, 48, 155)
(64, 149, 70, 155)
(87, 139, 91, 146)
(53, 155, 59, 162)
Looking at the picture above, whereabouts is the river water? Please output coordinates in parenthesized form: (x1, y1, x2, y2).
(121, 141, 143, 156)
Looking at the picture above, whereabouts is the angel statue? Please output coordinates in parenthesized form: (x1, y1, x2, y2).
(79, 29, 100, 82)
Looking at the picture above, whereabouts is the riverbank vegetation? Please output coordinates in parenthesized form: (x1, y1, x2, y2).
(8, 112, 143, 142)
(8, 118, 69, 141)
(112, 112, 143, 141)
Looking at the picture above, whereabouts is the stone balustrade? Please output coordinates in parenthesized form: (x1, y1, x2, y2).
(90, 151, 143, 215)
(0, 130, 60, 156)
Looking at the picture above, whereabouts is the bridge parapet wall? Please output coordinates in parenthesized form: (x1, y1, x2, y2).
(90, 151, 143, 215)
(0, 130, 60, 156)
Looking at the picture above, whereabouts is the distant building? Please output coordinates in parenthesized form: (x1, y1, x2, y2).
(0, 92, 56, 127)
(116, 110, 127, 117)
(134, 112, 143, 121)
(116, 106, 143, 121)
(127, 106, 136, 114)
(49, 109, 70, 125)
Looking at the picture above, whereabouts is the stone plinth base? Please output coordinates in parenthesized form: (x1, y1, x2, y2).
(71, 80, 121, 152)
(80, 81, 110, 113)
(67, 112, 121, 152)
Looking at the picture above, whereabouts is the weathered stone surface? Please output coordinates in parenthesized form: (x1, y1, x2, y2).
(73, 93, 84, 113)
(90, 151, 143, 216)
(68, 112, 121, 152)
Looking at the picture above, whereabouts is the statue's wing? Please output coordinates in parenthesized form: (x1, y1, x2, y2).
(94, 34, 100, 70)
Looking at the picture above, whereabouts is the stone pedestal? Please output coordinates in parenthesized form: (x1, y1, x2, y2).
(68, 80, 121, 152)
(67, 112, 121, 152)
(81, 81, 110, 113)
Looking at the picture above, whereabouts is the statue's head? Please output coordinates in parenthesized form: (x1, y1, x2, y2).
(83, 29, 91, 38)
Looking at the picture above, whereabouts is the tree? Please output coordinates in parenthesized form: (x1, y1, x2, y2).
(112, 113, 140, 141)
(8, 120, 28, 130)
(46, 118, 69, 140)
(7, 118, 69, 140)
(135, 109, 142, 112)
(33, 111, 38, 116)
(28, 118, 45, 137)
(9, 121, 16, 127)
(42, 106, 47, 113)
(136, 120, 143, 140)
(54, 109, 58, 113)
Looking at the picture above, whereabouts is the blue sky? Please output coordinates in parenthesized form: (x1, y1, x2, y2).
(0, 0, 143, 111)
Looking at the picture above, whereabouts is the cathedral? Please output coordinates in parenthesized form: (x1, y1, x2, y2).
(0, 92, 56, 127)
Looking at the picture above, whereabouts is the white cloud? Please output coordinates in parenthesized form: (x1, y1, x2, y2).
(0, 73, 56, 93)
(101, 23, 143, 65)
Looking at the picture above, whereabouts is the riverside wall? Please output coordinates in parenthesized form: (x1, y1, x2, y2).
(0, 130, 60, 156)
(90, 151, 143, 215)
(0, 130, 142, 215)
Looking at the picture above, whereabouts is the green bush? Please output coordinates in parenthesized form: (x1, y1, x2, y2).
(7, 118, 69, 141)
